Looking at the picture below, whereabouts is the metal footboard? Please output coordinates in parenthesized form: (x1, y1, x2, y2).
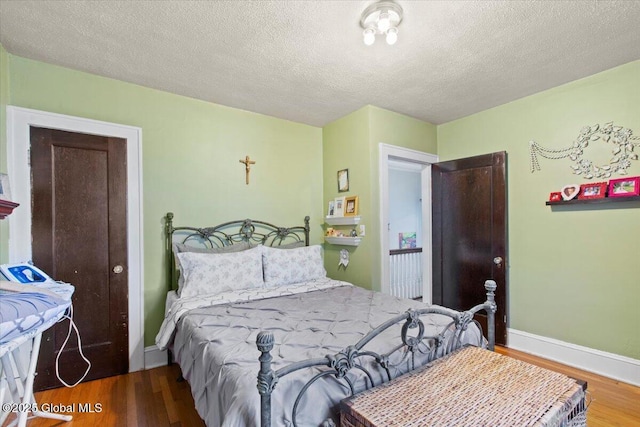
(256, 280, 498, 427)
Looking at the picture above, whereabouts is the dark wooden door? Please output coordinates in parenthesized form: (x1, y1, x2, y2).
(432, 152, 507, 345)
(31, 127, 128, 390)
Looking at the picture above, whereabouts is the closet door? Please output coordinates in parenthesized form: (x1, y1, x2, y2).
(31, 127, 128, 390)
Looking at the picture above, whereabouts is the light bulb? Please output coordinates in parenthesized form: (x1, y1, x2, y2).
(386, 27, 398, 45)
(377, 11, 391, 32)
(363, 27, 376, 46)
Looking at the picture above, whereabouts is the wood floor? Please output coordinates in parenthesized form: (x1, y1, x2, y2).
(13, 346, 639, 426)
(495, 346, 640, 427)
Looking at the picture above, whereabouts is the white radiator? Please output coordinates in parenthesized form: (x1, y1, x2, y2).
(389, 249, 422, 299)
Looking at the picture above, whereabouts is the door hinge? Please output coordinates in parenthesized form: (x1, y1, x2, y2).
(504, 315, 507, 324)
(28, 147, 31, 167)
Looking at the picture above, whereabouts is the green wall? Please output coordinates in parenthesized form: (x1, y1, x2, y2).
(438, 61, 640, 359)
(322, 107, 372, 287)
(5, 54, 324, 346)
(368, 107, 437, 288)
(0, 44, 10, 263)
(322, 105, 436, 290)
(2, 45, 637, 361)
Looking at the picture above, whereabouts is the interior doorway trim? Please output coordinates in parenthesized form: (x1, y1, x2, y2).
(379, 143, 438, 302)
(6, 106, 145, 372)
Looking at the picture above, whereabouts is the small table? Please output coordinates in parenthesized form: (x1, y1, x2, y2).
(341, 346, 586, 427)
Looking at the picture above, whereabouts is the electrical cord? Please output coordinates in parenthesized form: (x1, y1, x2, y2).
(54, 304, 91, 387)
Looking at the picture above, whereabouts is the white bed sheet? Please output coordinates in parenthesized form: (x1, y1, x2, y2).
(165, 290, 178, 318)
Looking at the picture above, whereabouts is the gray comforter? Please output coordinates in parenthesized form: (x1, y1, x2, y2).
(172, 283, 483, 427)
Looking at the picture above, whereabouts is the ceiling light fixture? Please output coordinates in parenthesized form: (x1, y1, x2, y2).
(360, 1, 403, 46)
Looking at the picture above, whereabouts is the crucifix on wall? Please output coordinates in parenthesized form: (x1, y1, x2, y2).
(239, 155, 256, 185)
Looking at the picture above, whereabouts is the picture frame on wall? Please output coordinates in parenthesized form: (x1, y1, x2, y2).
(608, 176, 640, 197)
(0, 173, 11, 201)
(334, 196, 345, 217)
(337, 169, 349, 193)
(577, 182, 607, 200)
(399, 232, 417, 249)
(344, 195, 359, 216)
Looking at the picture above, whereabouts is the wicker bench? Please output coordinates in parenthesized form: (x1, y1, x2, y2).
(340, 346, 587, 427)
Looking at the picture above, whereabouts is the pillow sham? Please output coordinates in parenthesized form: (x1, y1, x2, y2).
(273, 240, 305, 249)
(177, 245, 264, 298)
(249, 240, 305, 250)
(262, 244, 327, 287)
(173, 240, 251, 256)
(173, 241, 251, 295)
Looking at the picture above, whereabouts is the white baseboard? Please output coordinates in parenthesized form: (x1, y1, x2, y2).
(508, 328, 640, 386)
(144, 345, 168, 370)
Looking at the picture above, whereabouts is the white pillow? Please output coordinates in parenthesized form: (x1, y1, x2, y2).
(262, 245, 327, 287)
(177, 245, 264, 298)
(173, 241, 251, 295)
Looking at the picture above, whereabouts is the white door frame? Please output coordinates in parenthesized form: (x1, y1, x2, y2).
(379, 143, 438, 302)
(6, 106, 145, 372)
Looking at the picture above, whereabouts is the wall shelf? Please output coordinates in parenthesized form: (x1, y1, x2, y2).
(324, 236, 362, 246)
(0, 199, 19, 219)
(546, 196, 640, 206)
(325, 216, 361, 226)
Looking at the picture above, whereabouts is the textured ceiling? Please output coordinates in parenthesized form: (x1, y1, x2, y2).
(1, 1, 639, 126)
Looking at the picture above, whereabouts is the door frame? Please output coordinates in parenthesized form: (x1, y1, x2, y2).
(6, 106, 145, 372)
(378, 143, 438, 301)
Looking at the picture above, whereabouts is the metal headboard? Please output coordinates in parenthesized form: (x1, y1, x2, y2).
(165, 212, 310, 292)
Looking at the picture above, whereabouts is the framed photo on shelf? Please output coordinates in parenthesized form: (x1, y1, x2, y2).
(577, 182, 607, 200)
(334, 196, 345, 217)
(337, 169, 349, 193)
(561, 184, 579, 201)
(344, 195, 359, 216)
(327, 200, 335, 217)
(608, 176, 640, 197)
(0, 173, 11, 201)
(549, 192, 562, 202)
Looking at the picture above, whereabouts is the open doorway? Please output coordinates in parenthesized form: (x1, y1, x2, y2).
(380, 145, 508, 343)
(379, 144, 438, 303)
(388, 160, 423, 299)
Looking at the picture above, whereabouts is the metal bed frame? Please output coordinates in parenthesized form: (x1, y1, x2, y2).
(162, 213, 497, 427)
(256, 281, 497, 427)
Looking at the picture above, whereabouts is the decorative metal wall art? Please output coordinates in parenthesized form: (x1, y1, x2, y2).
(529, 122, 639, 179)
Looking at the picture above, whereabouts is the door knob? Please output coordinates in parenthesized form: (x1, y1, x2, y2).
(493, 257, 503, 266)
(113, 265, 124, 274)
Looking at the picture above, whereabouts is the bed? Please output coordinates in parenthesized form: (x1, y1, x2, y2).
(155, 213, 497, 427)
